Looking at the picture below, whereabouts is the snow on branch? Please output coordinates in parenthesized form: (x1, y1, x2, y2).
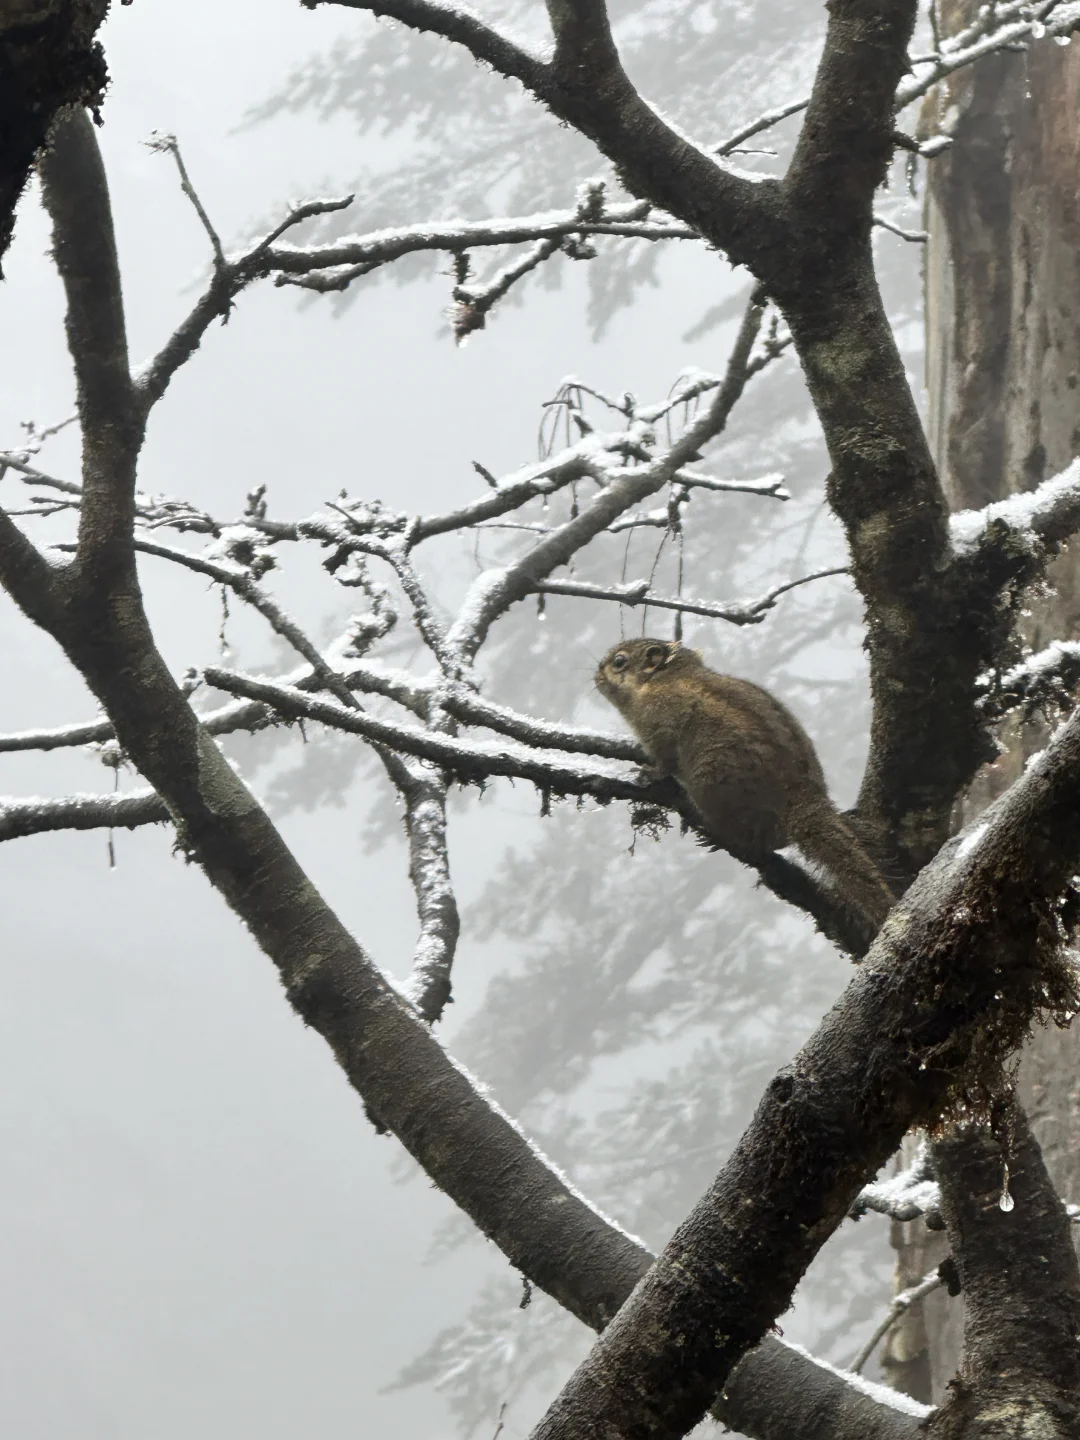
(850, 1140, 941, 1225)
(0, 789, 167, 843)
(709, 1, 1080, 159)
(978, 640, 1080, 722)
(439, 686, 643, 761)
(396, 767, 460, 1024)
(201, 666, 653, 801)
(276, 199, 697, 296)
(898, 1, 1080, 112)
(444, 295, 770, 666)
(531, 567, 847, 626)
(950, 457, 1080, 559)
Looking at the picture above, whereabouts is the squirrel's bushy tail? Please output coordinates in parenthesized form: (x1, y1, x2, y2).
(788, 799, 896, 937)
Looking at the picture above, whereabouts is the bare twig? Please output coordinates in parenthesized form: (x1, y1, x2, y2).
(873, 215, 927, 244)
(531, 567, 847, 625)
(444, 296, 769, 667)
(849, 1270, 943, 1375)
(146, 132, 226, 271)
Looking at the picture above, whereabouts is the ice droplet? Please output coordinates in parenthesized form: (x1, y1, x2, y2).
(999, 1161, 1014, 1211)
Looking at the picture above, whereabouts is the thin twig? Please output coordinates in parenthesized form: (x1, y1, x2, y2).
(849, 1271, 943, 1375)
(531, 567, 847, 625)
(146, 132, 226, 271)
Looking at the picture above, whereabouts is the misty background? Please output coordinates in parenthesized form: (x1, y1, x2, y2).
(0, 1, 928, 1435)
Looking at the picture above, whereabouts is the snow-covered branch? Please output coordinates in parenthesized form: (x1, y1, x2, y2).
(275, 200, 697, 295)
(710, 1, 1080, 159)
(396, 766, 460, 1024)
(950, 457, 1080, 560)
(532, 567, 847, 626)
(202, 666, 652, 800)
(898, 0, 1080, 114)
(444, 296, 768, 667)
(978, 640, 1080, 722)
(850, 1141, 941, 1224)
(0, 789, 167, 843)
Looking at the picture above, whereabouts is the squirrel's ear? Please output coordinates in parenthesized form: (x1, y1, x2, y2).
(644, 643, 668, 670)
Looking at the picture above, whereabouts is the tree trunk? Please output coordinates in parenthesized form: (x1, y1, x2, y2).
(883, 10, 1080, 1403)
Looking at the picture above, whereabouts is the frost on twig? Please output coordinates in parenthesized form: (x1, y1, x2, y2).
(707, 1, 1080, 161)
(531, 567, 847, 626)
(0, 285, 868, 963)
(0, 789, 167, 843)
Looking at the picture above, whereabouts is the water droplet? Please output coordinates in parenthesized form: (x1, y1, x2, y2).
(999, 1161, 1014, 1211)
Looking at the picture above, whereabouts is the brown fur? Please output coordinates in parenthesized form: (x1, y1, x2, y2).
(595, 638, 894, 932)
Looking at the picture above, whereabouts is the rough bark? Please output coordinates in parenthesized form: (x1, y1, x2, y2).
(925, 1110, 1080, 1439)
(886, 7, 1080, 1403)
(0, 0, 110, 271)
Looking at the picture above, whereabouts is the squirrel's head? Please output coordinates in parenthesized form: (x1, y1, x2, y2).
(595, 638, 701, 713)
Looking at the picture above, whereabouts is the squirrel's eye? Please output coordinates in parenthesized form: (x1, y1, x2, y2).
(610, 652, 629, 671)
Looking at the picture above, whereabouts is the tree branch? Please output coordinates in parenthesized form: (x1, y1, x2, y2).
(527, 705, 1080, 1440)
(396, 766, 460, 1024)
(530, 566, 847, 625)
(0, 788, 166, 843)
(978, 640, 1080, 724)
(850, 1140, 941, 1224)
(274, 203, 696, 295)
(301, 0, 550, 92)
(849, 1270, 942, 1376)
(0, 2, 109, 272)
(308, 1, 783, 273)
(786, 0, 919, 220)
(444, 296, 767, 665)
(38, 109, 143, 572)
(929, 1106, 1080, 1434)
(134, 193, 353, 412)
(950, 457, 1080, 561)
(201, 666, 678, 800)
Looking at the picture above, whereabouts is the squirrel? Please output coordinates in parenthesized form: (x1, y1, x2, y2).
(595, 638, 895, 933)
